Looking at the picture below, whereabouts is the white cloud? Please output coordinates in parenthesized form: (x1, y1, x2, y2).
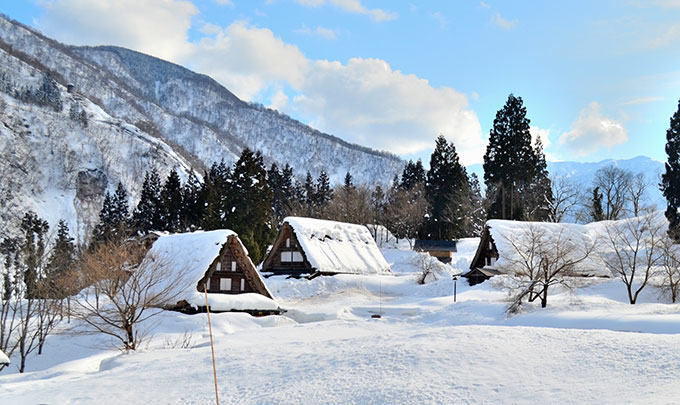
(37, 0, 197, 62)
(293, 0, 397, 22)
(530, 126, 551, 149)
(431, 12, 448, 29)
(492, 13, 517, 30)
(294, 24, 337, 40)
(620, 96, 663, 106)
(558, 102, 628, 156)
(290, 58, 484, 162)
(190, 21, 310, 99)
(212, 0, 234, 6)
(35, 1, 484, 163)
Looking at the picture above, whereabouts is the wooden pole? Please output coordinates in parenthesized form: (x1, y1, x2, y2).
(204, 283, 219, 405)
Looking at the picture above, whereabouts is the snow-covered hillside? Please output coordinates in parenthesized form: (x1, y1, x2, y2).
(2, 243, 680, 404)
(0, 16, 404, 185)
(0, 14, 404, 239)
(0, 45, 194, 242)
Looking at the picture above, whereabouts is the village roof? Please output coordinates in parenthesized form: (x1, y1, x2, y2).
(414, 239, 457, 252)
(146, 230, 278, 311)
(483, 213, 667, 278)
(0, 349, 9, 365)
(283, 216, 391, 275)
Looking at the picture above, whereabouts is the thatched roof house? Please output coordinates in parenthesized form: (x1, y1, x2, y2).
(261, 217, 391, 277)
(145, 230, 282, 315)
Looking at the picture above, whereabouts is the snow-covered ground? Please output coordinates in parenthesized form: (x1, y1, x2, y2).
(2, 241, 680, 404)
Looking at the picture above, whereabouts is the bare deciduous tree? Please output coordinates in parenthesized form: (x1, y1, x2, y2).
(627, 172, 651, 217)
(71, 242, 187, 351)
(548, 175, 581, 223)
(382, 184, 428, 249)
(503, 224, 596, 313)
(657, 235, 680, 303)
(593, 166, 633, 220)
(600, 212, 664, 305)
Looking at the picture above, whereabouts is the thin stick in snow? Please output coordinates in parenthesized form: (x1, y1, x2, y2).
(204, 284, 219, 405)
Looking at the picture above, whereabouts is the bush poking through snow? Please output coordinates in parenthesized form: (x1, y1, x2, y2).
(413, 253, 450, 285)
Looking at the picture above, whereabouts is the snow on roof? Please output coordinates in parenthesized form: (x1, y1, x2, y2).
(486, 212, 668, 277)
(147, 230, 278, 310)
(284, 217, 391, 275)
(0, 349, 9, 365)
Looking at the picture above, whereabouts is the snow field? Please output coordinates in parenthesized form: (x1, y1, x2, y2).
(2, 242, 680, 403)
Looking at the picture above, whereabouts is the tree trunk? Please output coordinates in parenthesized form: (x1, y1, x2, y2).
(541, 285, 548, 308)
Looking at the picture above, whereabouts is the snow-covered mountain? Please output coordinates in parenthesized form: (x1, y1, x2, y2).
(0, 15, 404, 240)
(468, 155, 666, 210)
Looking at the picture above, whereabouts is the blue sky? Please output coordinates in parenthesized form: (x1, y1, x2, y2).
(3, 0, 680, 165)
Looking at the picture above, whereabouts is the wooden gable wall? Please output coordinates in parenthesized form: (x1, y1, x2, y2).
(261, 223, 314, 276)
(469, 226, 499, 270)
(198, 235, 272, 298)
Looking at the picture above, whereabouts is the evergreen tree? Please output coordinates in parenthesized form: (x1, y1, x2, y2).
(132, 169, 163, 234)
(160, 169, 183, 232)
(523, 136, 553, 221)
(314, 170, 333, 213)
(467, 173, 486, 236)
(226, 149, 273, 263)
(343, 171, 354, 192)
(268, 163, 297, 224)
(483, 94, 545, 220)
(425, 135, 471, 240)
(46, 220, 76, 298)
(200, 161, 232, 230)
(662, 99, 680, 241)
(91, 182, 130, 246)
(303, 171, 316, 215)
(19, 212, 49, 299)
(591, 187, 604, 222)
(180, 172, 203, 231)
(400, 159, 426, 190)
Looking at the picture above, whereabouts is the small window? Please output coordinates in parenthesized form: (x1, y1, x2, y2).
(292, 251, 303, 262)
(231, 261, 237, 272)
(206, 278, 211, 290)
(489, 241, 493, 250)
(220, 278, 232, 291)
(216, 262, 221, 271)
(281, 251, 292, 262)
(286, 238, 290, 248)
(240, 279, 245, 291)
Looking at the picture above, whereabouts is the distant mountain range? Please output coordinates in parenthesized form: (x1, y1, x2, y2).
(468, 155, 666, 210)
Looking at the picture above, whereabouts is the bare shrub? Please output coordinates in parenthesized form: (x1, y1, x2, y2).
(71, 241, 187, 351)
(503, 224, 596, 314)
(600, 212, 664, 304)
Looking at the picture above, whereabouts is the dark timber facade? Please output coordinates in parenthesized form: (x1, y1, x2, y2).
(261, 223, 314, 276)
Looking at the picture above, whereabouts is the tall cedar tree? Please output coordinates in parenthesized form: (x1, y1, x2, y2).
(132, 169, 163, 234)
(201, 161, 231, 230)
(160, 169, 183, 232)
(523, 137, 553, 221)
(400, 159, 426, 190)
(180, 172, 203, 231)
(46, 220, 76, 298)
(19, 212, 49, 299)
(591, 187, 604, 221)
(91, 182, 130, 246)
(267, 163, 297, 224)
(662, 99, 680, 241)
(315, 170, 333, 211)
(425, 135, 471, 240)
(484, 94, 550, 220)
(226, 149, 273, 263)
(343, 171, 354, 192)
(303, 171, 316, 215)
